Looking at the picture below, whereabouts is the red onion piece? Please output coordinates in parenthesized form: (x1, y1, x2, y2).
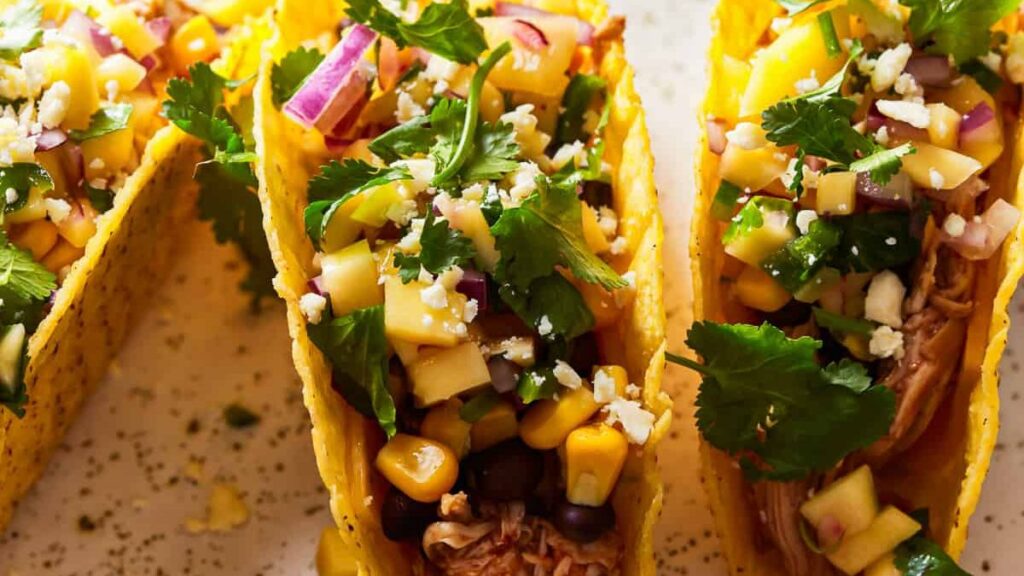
(804, 155, 827, 172)
(62, 10, 118, 57)
(323, 135, 356, 153)
(942, 199, 1021, 260)
(494, 2, 594, 45)
(961, 102, 996, 135)
(284, 24, 377, 136)
(145, 17, 172, 45)
(487, 357, 519, 393)
(34, 129, 67, 151)
(856, 172, 913, 207)
(61, 143, 84, 188)
(706, 119, 727, 155)
(511, 18, 549, 50)
(903, 55, 953, 88)
(456, 268, 488, 311)
(138, 53, 160, 72)
(307, 276, 326, 297)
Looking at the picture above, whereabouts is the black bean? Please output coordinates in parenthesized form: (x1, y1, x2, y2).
(381, 488, 437, 541)
(552, 499, 616, 543)
(465, 440, 544, 502)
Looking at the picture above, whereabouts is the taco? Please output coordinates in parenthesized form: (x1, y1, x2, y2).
(0, 0, 269, 530)
(673, 0, 1024, 574)
(253, 0, 670, 573)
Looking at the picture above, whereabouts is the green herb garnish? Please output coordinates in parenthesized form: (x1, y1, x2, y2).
(900, 0, 1018, 64)
(394, 210, 476, 282)
(346, 0, 488, 64)
(459, 388, 500, 422)
(69, 104, 133, 142)
(0, 0, 42, 60)
(271, 46, 324, 108)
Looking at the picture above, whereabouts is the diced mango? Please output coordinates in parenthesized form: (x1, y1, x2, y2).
(9, 220, 58, 260)
(932, 76, 1004, 170)
(708, 54, 751, 122)
(827, 506, 921, 575)
(41, 238, 84, 274)
(182, 0, 274, 27)
(581, 202, 609, 254)
(34, 46, 100, 130)
(735, 265, 791, 312)
(816, 171, 857, 215)
(575, 278, 620, 330)
(316, 527, 359, 576)
(82, 116, 137, 180)
(351, 183, 403, 228)
(479, 16, 578, 98)
(421, 399, 473, 458)
(800, 466, 879, 540)
(407, 342, 491, 407)
(470, 400, 519, 452)
(384, 276, 467, 347)
(6, 188, 47, 225)
(901, 142, 982, 190)
(591, 365, 627, 403)
(321, 240, 383, 316)
(740, 15, 850, 117)
(933, 76, 996, 116)
(35, 149, 69, 197)
(171, 15, 221, 73)
(480, 81, 505, 124)
(97, 6, 162, 60)
(719, 144, 790, 193)
(96, 54, 147, 96)
(520, 386, 600, 450)
(390, 337, 420, 366)
(439, 199, 500, 271)
(565, 424, 628, 507)
(55, 199, 98, 248)
(925, 103, 961, 150)
(864, 554, 901, 576)
(723, 203, 795, 267)
(375, 434, 459, 503)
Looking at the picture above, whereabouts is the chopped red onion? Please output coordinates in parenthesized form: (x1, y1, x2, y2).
(942, 199, 1021, 260)
(34, 129, 67, 151)
(145, 17, 172, 45)
(855, 172, 913, 208)
(494, 2, 595, 45)
(706, 119, 727, 155)
(487, 357, 519, 393)
(961, 102, 996, 136)
(62, 10, 118, 57)
(284, 24, 377, 137)
(804, 155, 827, 172)
(903, 55, 953, 88)
(456, 268, 488, 310)
(307, 275, 326, 297)
(138, 53, 160, 72)
(61, 144, 84, 187)
(511, 18, 549, 50)
(323, 135, 356, 153)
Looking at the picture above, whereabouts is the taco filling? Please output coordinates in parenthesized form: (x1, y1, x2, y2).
(0, 0, 243, 416)
(673, 1, 1023, 575)
(271, 1, 651, 573)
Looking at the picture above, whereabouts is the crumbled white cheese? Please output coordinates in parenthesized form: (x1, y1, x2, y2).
(871, 43, 913, 93)
(893, 73, 922, 101)
(609, 236, 627, 256)
(436, 265, 464, 291)
(614, 271, 637, 308)
(928, 168, 945, 190)
(450, 321, 468, 338)
(299, 292, 327, 324)
(4, 187, 16, 204)
(869, 325, 905, 360)
(500, 104, 551, 160)
(0, 64, 28, 102)
(874, 125, 891, 146)
(980, 50, 1003, 73)
(865, 270, 906, 328)
(795, 210, 819, 235)
(385, 199, 419, 226)
(876, 99, 931, 129)
(463, 299, 479, 323)
(537, 315, 553, 337)
(420, 282, 448, 310)
(1007, 33, 1024, 84)
(38, 81, 70, 129)
(422, 314, 434, 327)
(397, 217, 425, 253)
(770, 17, 792, 35)
(501, 337, 535, 366)
(725, 122, 767, 151)
(794, 69, 820, 95)
(625, 384, 641, 399)
(597, 206, 618, 238)
(605, 397, 655, 445)
(395, 90, 426, 123)
(461, 183, 485, 202)
(44, 198, 71, 224)
(395, 158, 436, 196)
(550, 140, 586, 171)
(417, 266, 434, 284)
(885, 237, 897, 246)
(422, 55, 461, 94)
(593, 368, 617, 403)
(89, 158, 106, 171)
(943, 213, 967, 237)
(508, 162, 542, 203)
(553, 360, 583, 390)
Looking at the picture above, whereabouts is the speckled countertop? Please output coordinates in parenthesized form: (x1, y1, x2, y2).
(2, 1, 1023, 574)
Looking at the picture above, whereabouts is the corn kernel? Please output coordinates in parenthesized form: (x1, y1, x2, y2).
(171, 15, 221, 73)
(520, 387, 600, 450)
(565, 424, 628, 506)
(470, 400, 519, 452)
(375, 434, 458, 503)
(421, 399, 472, 458)
(41, 238, 84, 275)
(9, 220, 58, 260)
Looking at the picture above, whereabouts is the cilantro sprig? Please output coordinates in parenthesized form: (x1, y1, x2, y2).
(270, 46, 324, 108)
(668, 322, 895, 481)
(499, 274, 595, 342)
(394, 210, 476, 282)
(900, 0, 1018, 64)
(69, 104, 134, 142)
(0, 0, 42, 60)
(0, 163, 51, 213)
(345, 0, 488, 64)
(303, 159, 410, 248)
(163, 63, 275, 306)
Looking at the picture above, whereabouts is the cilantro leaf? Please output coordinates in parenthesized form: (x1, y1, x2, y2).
(832, 211, 920, 272)
(163, 64, 241, 153)
(393, 210, 476, 282)
(849, 142, 915, 185)
(346, 0, 487, 64)
(555, 74, 606, 147)
(307, 305, 396, 438)
(517, 366, 558, 404)
(669, 322, 895, 481)
(303, 159, 410, 247)
(813, 307, 877, 337)
(763, 96, 870, 166)
(893, 534, 971, 576)
(499, 274, 594, 342)
(761, 218, 842, 293)
(711, 181, 743, 222)
(0, 163, 51, 213)
(900, 0, 1018, 64)
(369, 115, 433, 163)
(86, 183, 115, 213)
(461, 120, 519, 182)
(271, 46, 324, 108)
(459, 388, 500, 422)
(491, 177, 626, 291)
(0, 0, 42, 60)
(722, 196, 793, 246)
(0, 234, 56, 340)
(69, 103, 133, 142)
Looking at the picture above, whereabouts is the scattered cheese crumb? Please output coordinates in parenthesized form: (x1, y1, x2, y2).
(725, 122, 767, 151)
(928, 168, 945, 190)
(299, 292, 327, 324)
(549, 141, 586, 171)
(876, 99, 931, 129)
(597, 206, 618, 238)
(794, 70, 820, 95)
(943, 213, 967, 237)
(869, 325, 905, 360)
(593, 369, 617, 403)
(500, 104, 551, 160)
(871, 43, 913, 93)
(553, 360, 583, 389)
(38, 81, 70, 129)
(795, 210, 819, 235)
(508, 161, 542, 203)
(537, 315, 553, 337)
(605, 398, 655, 445)
(894, 73, 922, 101)
(609, 236, 627, 255)
(875, 125, 890, 146)
(44, 198, 71, 224)
(4, 187, 16, 204)
(420, 283, 448, 310)
(437, 265, 464, 291)
(865, 270, 906, 328)
(463, 299, 479, 323)
(980, 51, 1003, 73)
(395, 90, 426, 123)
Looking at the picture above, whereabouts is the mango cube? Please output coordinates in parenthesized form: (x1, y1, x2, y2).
(35, 46, 100, 130)
(800, 465, 879, 539)
(321, 240, 383, 317)
(816, 172, 857, 215)
(901, 142, 982, 190)
(826, 506, 921, 575)
(565, 424, 628, 506)
(925, 103, 961, 150)
(520, 386, 600, 450)
(719, 144, 790, 193)
(723, 202, 795, 267)
(82, 115, 137, 180)
(581, 202, 609, 254)
(96, 54, 147, 96)
(171, 15, 221, 73)
(479, 16, 578, 98)
(384, 276, 467, 347)
(407, 342, 491, 407)
(421, 399, 472, 458)
(735, 265, 791, 312)
(351, 183, 403, 228)
(321, 194, 365, 253)
(98, 6, 162, 60)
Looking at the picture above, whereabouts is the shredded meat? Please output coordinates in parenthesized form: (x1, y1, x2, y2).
(423, 498, 622, 576)
(753, 481, 836, 576)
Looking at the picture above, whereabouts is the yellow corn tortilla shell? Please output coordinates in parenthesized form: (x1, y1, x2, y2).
(0, 14, 271, 532)
(253, 1, 671, 573)
(693, 2, 1024, 573)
